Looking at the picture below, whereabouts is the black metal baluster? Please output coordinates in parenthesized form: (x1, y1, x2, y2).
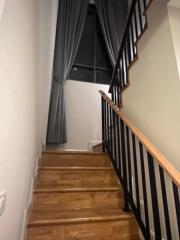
(143, 0, 147, 9)
(124, 45, 128, 86)
(112, 109, 116, 161)
(108, 105, 111, 155)
(119, 62, 122, 90)
(116, 86, 118, 106)
(117, 87, 121, 107)
(106, 103, 110, 151)
(114, 86, 117, 105)
(132, 133, 141, 216)
(111, 109, 115, 162)
(122, 52, 126, 87)
(121, 119, 130, 211)
(172, 182, 180, 236)
(109, 108, 113, 158)
(133, 9, 139, 40)
(139, 143, 151, 240)
(104, 102, 107, 149)
(105, 102, 108, 150)
(117, 116, 122, 174)
(137, 0, 143, 31)
(126, 127, 133, 196)
(147, 152, 162, 239)
(125, 35, 129, 67)
(159, 167, 172, 240)
(101, 98, 105, 152)
(130, 22, 136, 59)
(114, 86, 116, 104)
(105, 102, 107, 149)
(112, 110, 118, 169)
(112, 86, 115, 102)
(127, 28, 132, 66)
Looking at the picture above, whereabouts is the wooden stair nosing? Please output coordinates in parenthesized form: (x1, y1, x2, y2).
(34, 186, 121, 194)
(39, 166, 112, 171)
(43, 150, 107, 155)
(28, 209, 134, 228)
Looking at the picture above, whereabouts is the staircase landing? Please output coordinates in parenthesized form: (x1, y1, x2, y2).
(27, 151, 140, 240)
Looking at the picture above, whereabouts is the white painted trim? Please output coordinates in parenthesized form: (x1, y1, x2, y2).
(20, 209, 27, 240)
(21, 149, 42, 240)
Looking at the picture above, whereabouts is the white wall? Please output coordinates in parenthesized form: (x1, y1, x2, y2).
(123, 0, 180, 170)
(168, 6, 180, 78)
(0, 0, 58, 239)
(36, 0, 58, 146)
(59, 80, 109, 151)
(168, 0, 180, 8)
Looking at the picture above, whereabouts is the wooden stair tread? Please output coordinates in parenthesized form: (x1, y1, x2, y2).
(28, 208, 134, 227)
(27, 220, 140, 240)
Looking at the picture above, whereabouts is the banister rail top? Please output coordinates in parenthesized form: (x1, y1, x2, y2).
(99, 90, 180, 187)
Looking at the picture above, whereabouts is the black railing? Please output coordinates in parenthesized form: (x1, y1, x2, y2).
(109, 0, 153, 107)
(100, 91, 180, 240)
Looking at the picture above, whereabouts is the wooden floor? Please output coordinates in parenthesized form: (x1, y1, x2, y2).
(27, 151, 140, 240)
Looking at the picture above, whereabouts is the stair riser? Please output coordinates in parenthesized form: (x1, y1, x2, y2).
(37, 170, 118, 187)
(33, 191, 124, 211)
(27, 220, 139, 240)
(42, 153, 111, 167)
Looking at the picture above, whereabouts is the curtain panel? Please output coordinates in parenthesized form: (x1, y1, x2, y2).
(95, 0, 127, 66)
(47, 0, 89, 144)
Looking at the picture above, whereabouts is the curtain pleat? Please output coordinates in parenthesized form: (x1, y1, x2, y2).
(47, 0, 89, 144)
(96, 0, 127, 66)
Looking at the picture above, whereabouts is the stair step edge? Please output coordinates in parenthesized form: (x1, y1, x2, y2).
(39, 167, 112, 171)
(28, 214, 134, 228)
(34, 187, 121, 194)
(43, 151, 107, 155)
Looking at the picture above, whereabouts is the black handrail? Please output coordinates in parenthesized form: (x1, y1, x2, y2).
(100, 91, 180, 240)
(109, 0, 153, 107)
(109, 0, 138, 88)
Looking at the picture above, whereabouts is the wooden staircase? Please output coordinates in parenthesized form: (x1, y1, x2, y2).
(27, 151, 140, 240)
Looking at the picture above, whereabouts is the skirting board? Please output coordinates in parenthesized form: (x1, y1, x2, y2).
(21, 146, 42, 240)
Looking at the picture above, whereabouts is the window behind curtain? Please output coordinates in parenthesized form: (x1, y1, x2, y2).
(68, 4, 112, 84)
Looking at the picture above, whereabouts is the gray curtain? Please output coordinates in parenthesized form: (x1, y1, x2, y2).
(47, 0, 89, 144)
(96, 0, 127, 66)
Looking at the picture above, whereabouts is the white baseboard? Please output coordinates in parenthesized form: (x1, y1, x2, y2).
(20, 209, 27, 240)
(21, 148, 42, 240)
